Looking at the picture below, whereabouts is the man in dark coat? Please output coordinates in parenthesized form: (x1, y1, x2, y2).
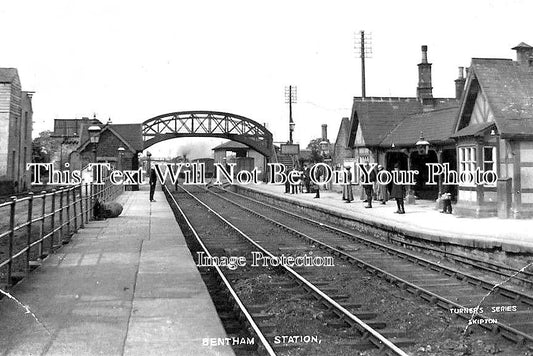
(149, 165, 157, 202)
(303, 165, 311, 193)
(390, 163, 405, 214)
(363, 162, 377, 208)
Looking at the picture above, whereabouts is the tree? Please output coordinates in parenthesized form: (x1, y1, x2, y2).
(32, 130, 61, 163)
(306, 138, 325, 163)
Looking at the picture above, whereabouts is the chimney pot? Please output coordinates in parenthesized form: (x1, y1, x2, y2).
(321, 124, 328, 141)
(417, 45, 433, 101)
(421, 45, 428, 63)
(455, 66, 466, 100)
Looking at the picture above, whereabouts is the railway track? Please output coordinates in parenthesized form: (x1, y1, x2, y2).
(166, 184, 410, 356)
(201, 185, 533, 350)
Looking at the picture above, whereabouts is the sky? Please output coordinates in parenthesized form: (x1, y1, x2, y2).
(2, 0, 532, 159)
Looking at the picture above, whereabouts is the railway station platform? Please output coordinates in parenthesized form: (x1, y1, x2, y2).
(236, 183, 533, 254)
(0, 187, 234, 356)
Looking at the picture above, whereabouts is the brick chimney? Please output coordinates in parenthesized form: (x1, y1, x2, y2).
(417, 45, 433, 102)
(321, 124, 328, 141)
(455, 67, 466, 100)
(512, 42, 533, 69)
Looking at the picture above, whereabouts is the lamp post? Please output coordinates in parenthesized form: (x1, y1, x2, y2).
(289, 121, 295, 145)
(117, 146, 125, 171)
(88, 125, 101, 163)
(146, 151, 152, 172)
(285, 85, 297, 144)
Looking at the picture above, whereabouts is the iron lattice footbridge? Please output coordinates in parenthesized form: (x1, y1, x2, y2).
(142, 111, 273, 158)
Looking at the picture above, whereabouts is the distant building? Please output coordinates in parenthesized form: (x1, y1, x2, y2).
(52, 116, 94, 169)
(73, 119, 143, 172)
(0, 68, 33, 193)
(212, 141, 265, 178)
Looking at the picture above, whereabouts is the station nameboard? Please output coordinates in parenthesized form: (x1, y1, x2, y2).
(280, 144, 300, 155)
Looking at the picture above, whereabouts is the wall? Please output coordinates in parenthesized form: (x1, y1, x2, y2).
(0, 82, 12, 178)
(0, 76, 32, 192)
(520, 141, 533, 205)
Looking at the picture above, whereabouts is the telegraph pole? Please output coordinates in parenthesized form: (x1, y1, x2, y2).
(284, 85, 297, 144)
(355, 31, 372, 98)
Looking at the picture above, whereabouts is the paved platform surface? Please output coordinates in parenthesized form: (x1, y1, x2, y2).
(240, 183, 533, 253)
(0, 188, 234, 356)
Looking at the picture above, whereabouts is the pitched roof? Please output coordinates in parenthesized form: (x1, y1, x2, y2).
(512, 42, 533, 49)
(212, 141, 248, 151)
(470, 58, 533, 137)
(334, 117, 351, 147)
(451, 122, 494, 138)
(111, 124, 143, 151)
(348, 97, 424, 147)
(78, 122, 143, 153)
(0, 68, 19, 83)
(381, 106, 460, 147)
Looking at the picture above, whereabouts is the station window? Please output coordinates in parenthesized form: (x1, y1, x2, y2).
(459, 146, 477, 174)
(483, 146, 496, 172)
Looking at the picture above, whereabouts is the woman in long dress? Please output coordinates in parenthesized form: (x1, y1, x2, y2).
(376, 165, 389, 204)
(342, 166, 354, 202)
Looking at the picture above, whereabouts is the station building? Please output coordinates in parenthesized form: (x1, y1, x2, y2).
(0, 68, 33, 193)
(73, 118, 143, 172)
(333, 43, 533, 219)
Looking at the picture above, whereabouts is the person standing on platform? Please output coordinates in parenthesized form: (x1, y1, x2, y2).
(284, 167, 291, 194)
(290, 167, 298, 194)
(440, 185, 453, 214)
(363, 162, 377, 208)
(390, 163, 405, 214)
(303, 165, 311, 193)
(342, 166, 354, 203)
(314, 164, 322, 199)
(376, 165, 389, 204)
(149, 164, 157, 202)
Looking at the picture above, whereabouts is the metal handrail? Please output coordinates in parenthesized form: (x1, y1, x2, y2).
(0, 176, 125, 288)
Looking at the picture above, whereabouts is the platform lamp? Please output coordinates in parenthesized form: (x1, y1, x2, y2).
(117, 146, 125, 171)
(88, 125, 102, 163)
(415, 132, 430, 155)
(146, 151, 152, 172)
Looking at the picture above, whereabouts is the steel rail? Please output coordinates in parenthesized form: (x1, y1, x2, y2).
(178, 184, 409, 356)
(223, 188, 533, 280)
(216, 187, 533, 303)
(208, 186, 533, 345)
(163, 185, 276, 356)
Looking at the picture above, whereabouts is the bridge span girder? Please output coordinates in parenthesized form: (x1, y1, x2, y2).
(142, 111, 273, 158)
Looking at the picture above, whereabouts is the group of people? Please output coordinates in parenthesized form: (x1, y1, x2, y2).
(284, 165, 317, 195)
(342, 163, 406, 214)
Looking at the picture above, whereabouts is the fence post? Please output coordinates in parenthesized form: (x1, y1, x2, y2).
(50, 189, 56, 252)
(59, 188, 64, 243)
(72, 187, 78, 231)
(7, 197, 16, 287)
(89, 182, 94, 220)
(39, 191, 46, 259)
(79, 184, 85, 228)
(85, 183, 89, 222)
(66, 187, 71, 236)
(26, 192, 33, 274)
